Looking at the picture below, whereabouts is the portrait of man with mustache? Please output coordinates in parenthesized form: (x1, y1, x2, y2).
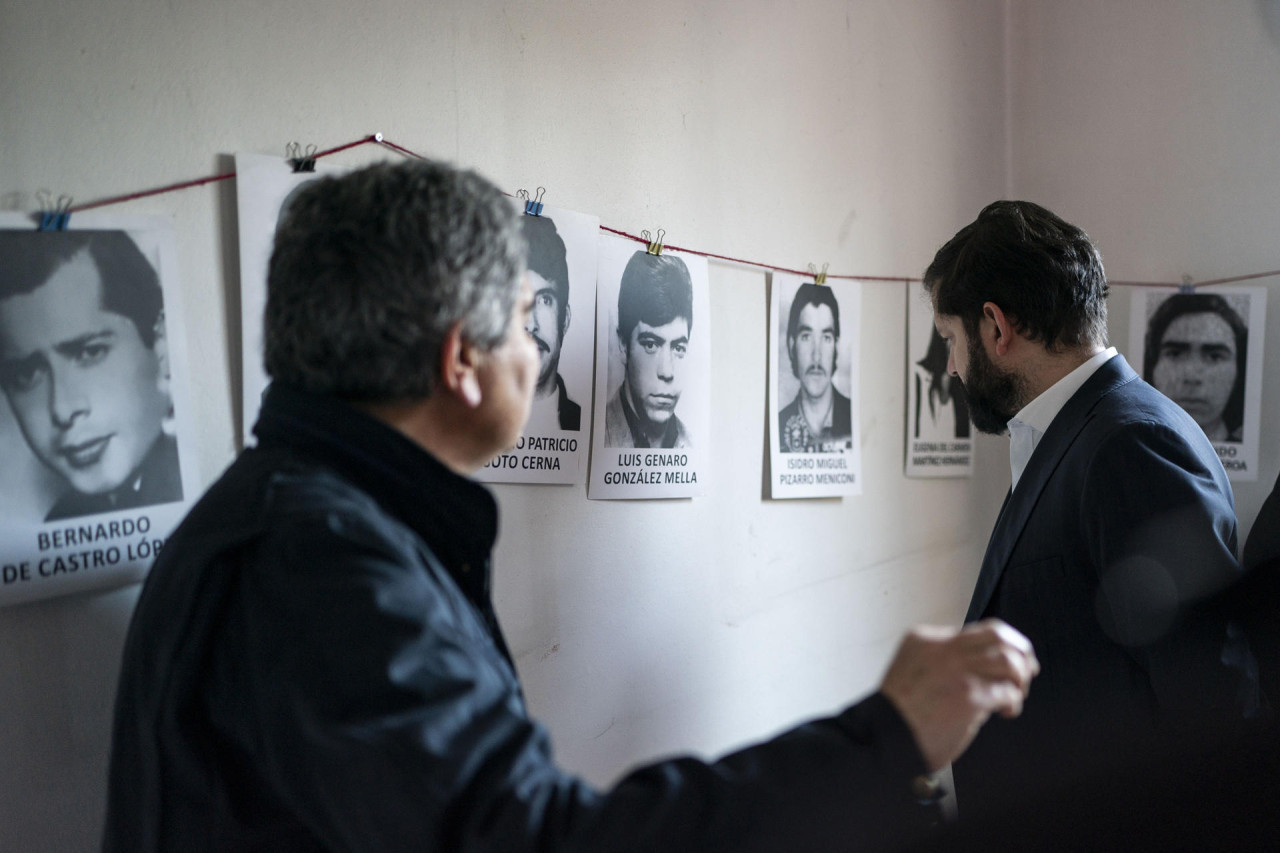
(520, 215, 580, 432)
(777, 282, 852, 453)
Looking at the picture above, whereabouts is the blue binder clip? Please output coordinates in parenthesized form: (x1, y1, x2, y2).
(1178, 274, 1195, 294)
(36, 192, 72, 231)
(524, 186, 545, 216)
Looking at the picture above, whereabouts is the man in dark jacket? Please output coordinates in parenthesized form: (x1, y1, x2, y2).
(102, 160, 1037, 852)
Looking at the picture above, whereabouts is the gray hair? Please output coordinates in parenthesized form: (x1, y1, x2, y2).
(264, 159, 525, 401)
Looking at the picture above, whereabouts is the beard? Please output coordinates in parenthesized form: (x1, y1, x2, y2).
(960, 334, 1026, 435)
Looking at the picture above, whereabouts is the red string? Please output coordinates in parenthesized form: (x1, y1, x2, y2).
(67, 135, 384, 214)
(55, 133, 1280, 289)
(600, 225, 916, 283)
(1112, 270, 1280, 288)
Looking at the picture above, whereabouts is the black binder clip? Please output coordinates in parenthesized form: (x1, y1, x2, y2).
(1178, 274, 1196, 294)
(286, 142, 317, 173)
(36, 192, 73, 231)
(809, 262, 830, 285)
(643, 229, 665, 256)
(523, 186, 546, 216)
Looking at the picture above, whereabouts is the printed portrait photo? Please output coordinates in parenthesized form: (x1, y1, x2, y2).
(1129, 285, 1266, 483)
(0, 229, 183, 522)
(767, 272, 862, 499)
(588, 236, 709, 500)
(1142, 291, 1250, 443)
(775, 281, 854, 454)
(604, 250, 697, 450)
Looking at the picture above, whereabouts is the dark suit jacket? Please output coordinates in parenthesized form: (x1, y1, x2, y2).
(954, 355, 1248, 819)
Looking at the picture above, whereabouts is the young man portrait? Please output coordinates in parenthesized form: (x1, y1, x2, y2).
(1143, 291, 1248, 443)
(0, 230, 181, 521)
(604, 251, 694, 449)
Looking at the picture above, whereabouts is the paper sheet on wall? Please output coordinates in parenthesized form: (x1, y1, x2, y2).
(475, 202, 598, 485)
(768, 272, 862, 498)
(1128, 286, 1266, 482)
(904, 287, 973, 478)
(587, 236, 709, 499)
(235, 151, 348, 445)
(0, 214, 199, 606)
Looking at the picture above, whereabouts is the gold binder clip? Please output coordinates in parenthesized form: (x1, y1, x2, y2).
(643, 228, 666, 255)
(809, 262, 830, 286)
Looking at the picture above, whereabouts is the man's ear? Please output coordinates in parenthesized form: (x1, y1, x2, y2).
(561, 302, 571, 337)
(439, 322, 483, 408)
(616, 327, 628, 367)
(982, 302, 1017, 357)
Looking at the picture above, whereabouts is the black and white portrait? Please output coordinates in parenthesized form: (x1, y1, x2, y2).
(475, 201, 597, 486)
(605, 251, 695, 450)
(522, 214, 581, 432)
(1143, 292, 1248, 443)
(768, 273, 861, 498)
(1, 214, 196, 606)
(1130, 286, 1266, 482)
(0, 230, 181, 520)
(589, 236, 709, 500)
(904, 289, 973, 478)
(776, 282, 852, 454)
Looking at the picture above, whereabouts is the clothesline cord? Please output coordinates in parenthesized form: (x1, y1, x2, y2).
(54, 133, 1280, 290)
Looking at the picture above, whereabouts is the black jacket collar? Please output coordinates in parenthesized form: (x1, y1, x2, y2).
(252, 383, 499, 607)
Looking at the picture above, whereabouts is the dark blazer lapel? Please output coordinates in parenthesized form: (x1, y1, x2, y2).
(964, 355, 1140, 622)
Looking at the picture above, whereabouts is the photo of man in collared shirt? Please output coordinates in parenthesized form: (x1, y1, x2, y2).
(777, 282, 852, 453)
(521, 214, 581, 432)
(604, 251, 693, 449)
(0, 230, 182, 521)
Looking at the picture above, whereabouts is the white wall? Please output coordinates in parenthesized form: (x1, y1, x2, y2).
(1008, 0, 1280, 540)
(16, 0, 1274, 849)
(0, 3, 1010, 847)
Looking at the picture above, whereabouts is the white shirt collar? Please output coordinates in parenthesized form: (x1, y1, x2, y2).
(1008, 347, 1117, 492)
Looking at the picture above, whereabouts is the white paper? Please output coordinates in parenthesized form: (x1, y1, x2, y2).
(904, 288, 974, 478)
(768, 273, 861, 498)
(1128, 286, 1266, 482)
(234, 152, 348, 445)
(476, 202, 598, 485)
(0, 213, 198, 606)
(587, 236, 709, 499)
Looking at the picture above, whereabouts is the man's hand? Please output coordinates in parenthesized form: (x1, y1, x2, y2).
(879, 619, 1039, 772)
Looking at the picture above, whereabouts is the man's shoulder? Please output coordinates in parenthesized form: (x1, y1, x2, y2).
(778, 394, 801, 422)
(604, 390, 635, 447)
(556, 374, 581, 431)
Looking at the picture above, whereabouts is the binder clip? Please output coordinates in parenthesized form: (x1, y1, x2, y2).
(643, 229, 665, 256)
(808, 262, 830, 286)
(35, 191, 72, 231)
(1178, 274, 1196, 294)
(286, 142, 317, 173)
(523, 186, 546, 216)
